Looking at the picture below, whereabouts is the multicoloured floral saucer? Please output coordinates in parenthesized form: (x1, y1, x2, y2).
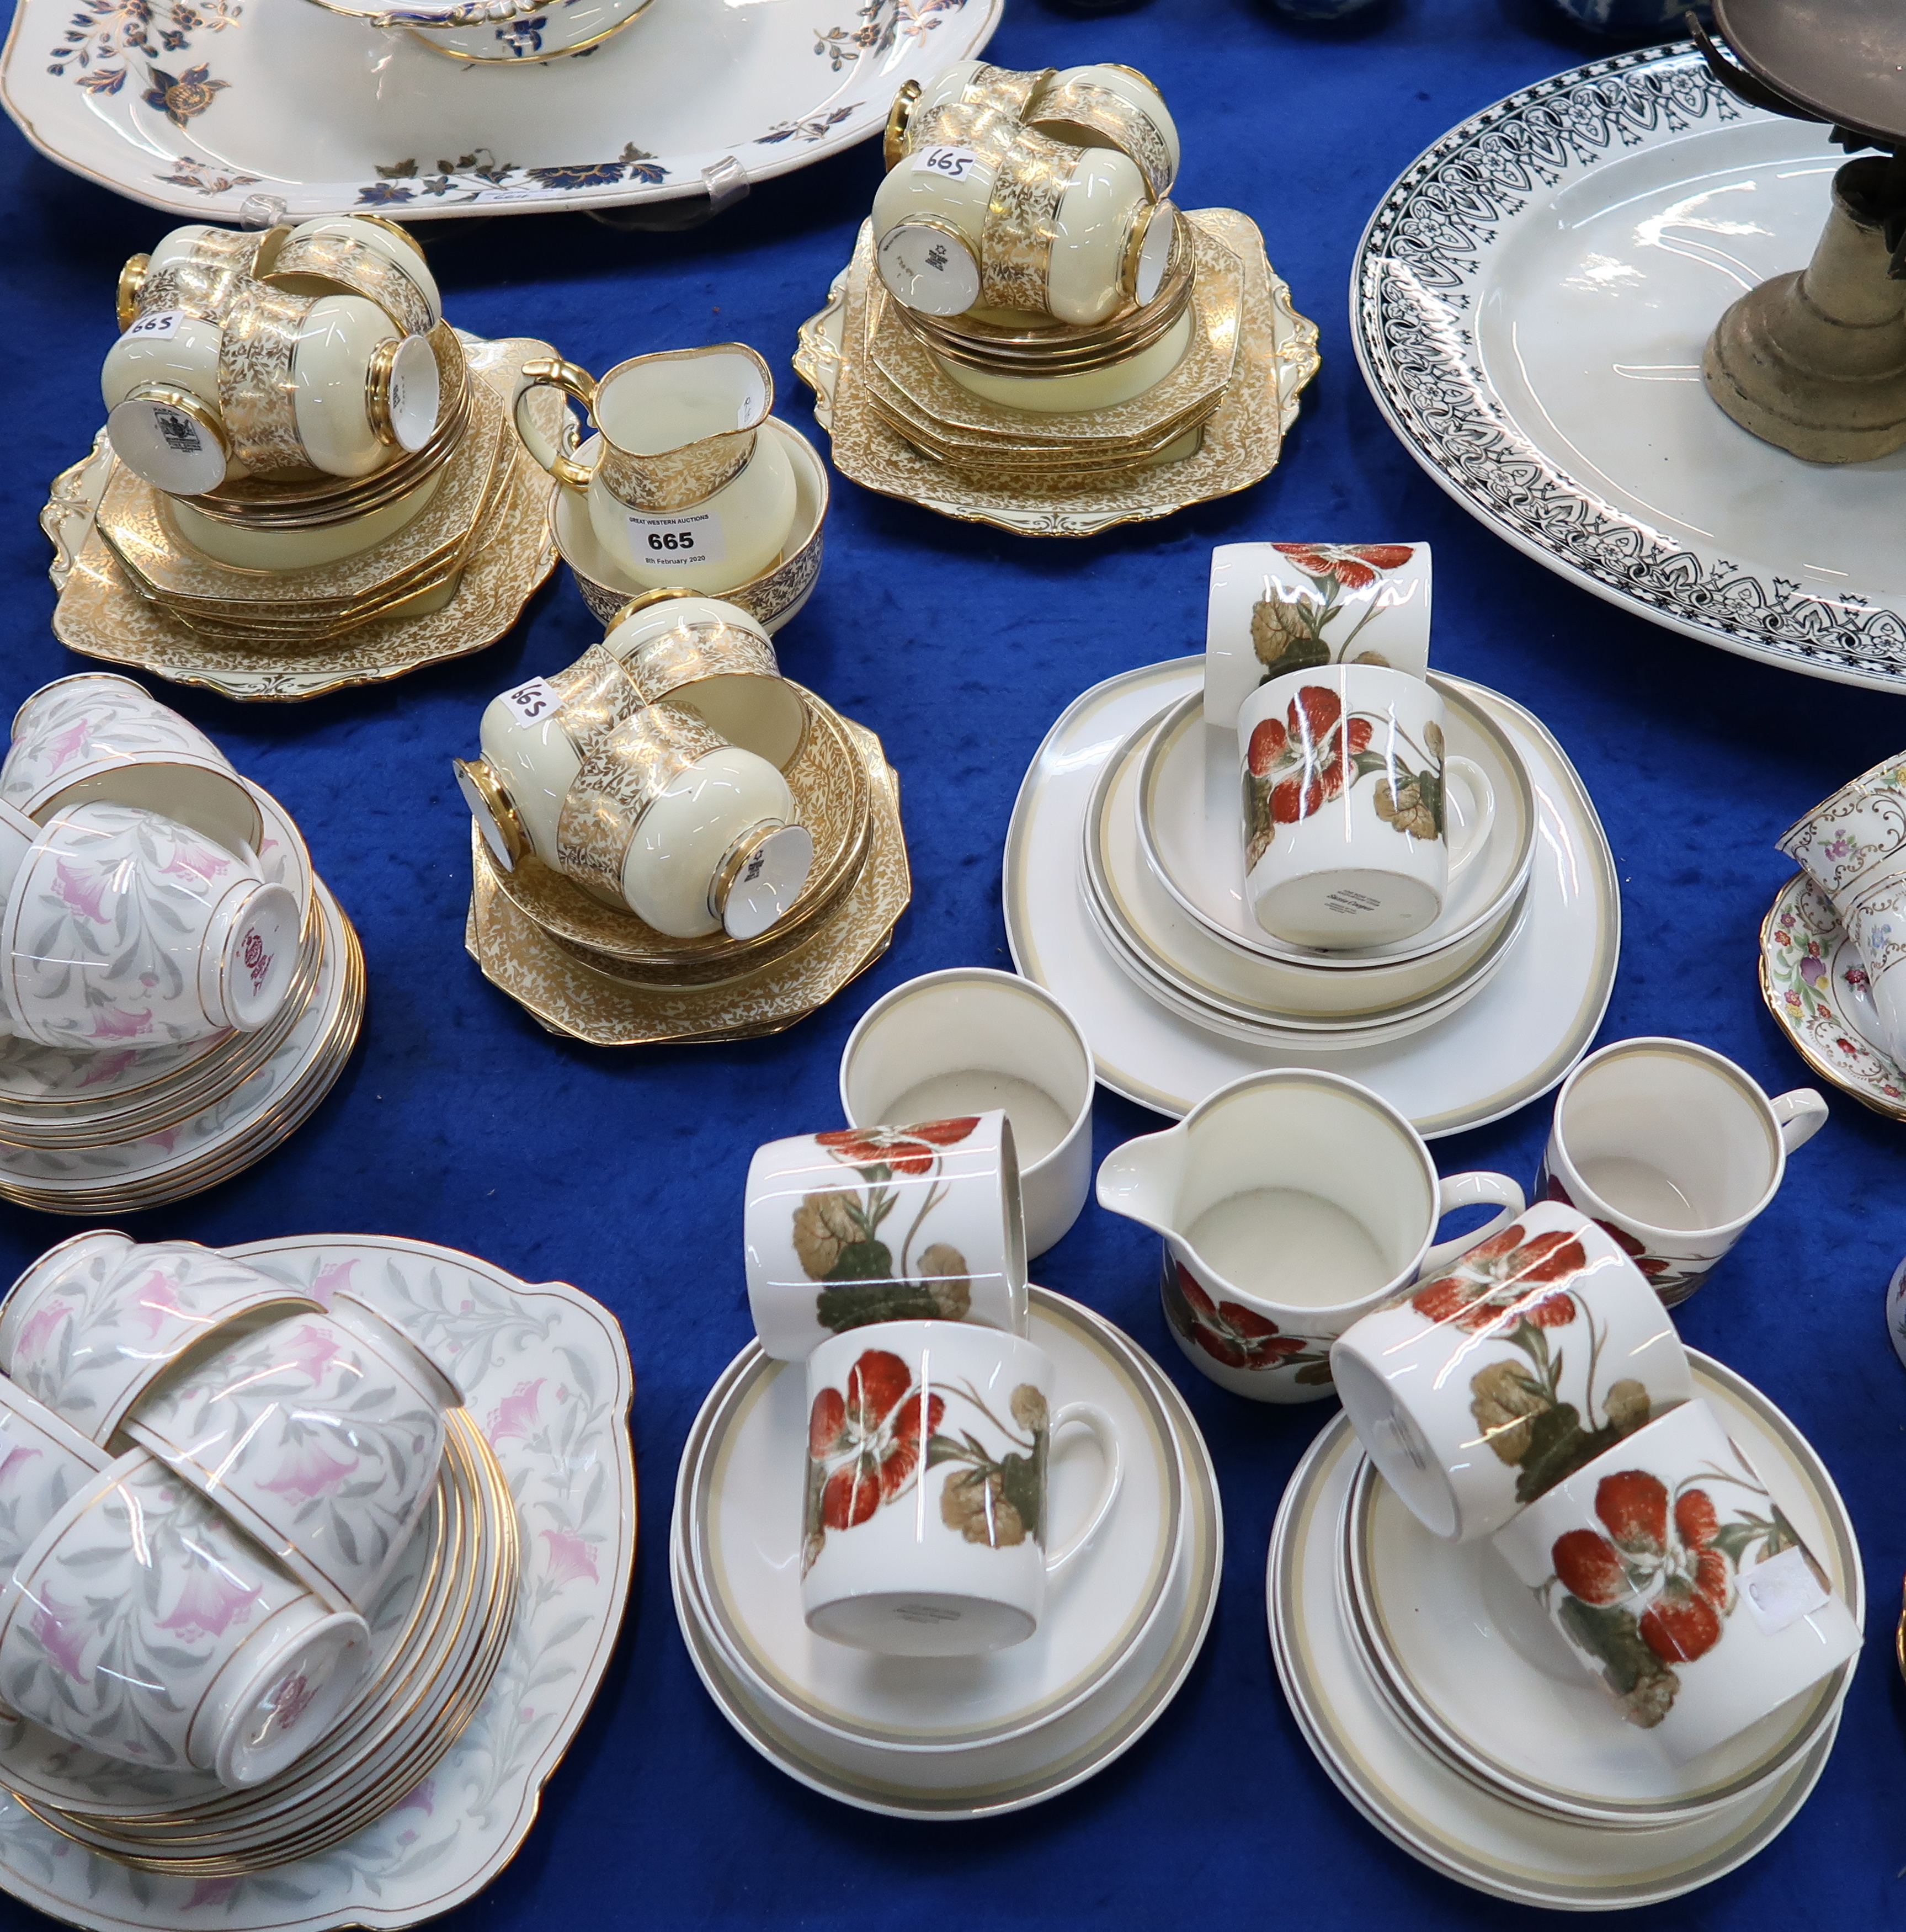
(1759, 872, 1906, 1121)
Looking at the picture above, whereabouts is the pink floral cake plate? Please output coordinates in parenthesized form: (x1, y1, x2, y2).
(0, 1235, 634, 1932)
(1759, 872, 1906, 1122)
(1269, 1349, 1848, 1909)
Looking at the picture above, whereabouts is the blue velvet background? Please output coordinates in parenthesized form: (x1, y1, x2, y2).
(2, 0, 1905, 1922)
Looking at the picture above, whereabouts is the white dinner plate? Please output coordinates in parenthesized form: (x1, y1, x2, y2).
(0, 0, 998, 223)
(1340, 1354, 1861, 1832)
(1267, 1355, 1843, 1909)
(1004, 657, 1619, 1132)
(1354, 45, 1906, 691)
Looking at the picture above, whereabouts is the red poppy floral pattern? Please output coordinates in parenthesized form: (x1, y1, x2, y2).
(1540, 1169, 1708, 1308)
(802, 1348, 945, 1574)
(1243, 685, 1384, 870)
(1404, 1221, 1656, 1507)
(1160, 1258, 1333, 1383)
(1249, 543, 1419, 684)
(815, 1117, 979, 1177)
(1545, 1466, 1819, 1729)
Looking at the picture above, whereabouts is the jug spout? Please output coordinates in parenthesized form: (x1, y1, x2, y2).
(1095, 1124, 1188, 1239)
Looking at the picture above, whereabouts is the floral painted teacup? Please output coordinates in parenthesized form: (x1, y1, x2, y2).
(1490, 1397, 1861, 1764)
(1096, 1068, 1525, 1404)
(1536, 1039, 1828, 1308)
(1204, 540, 1433, 730)
(0, 1374, 109, 1573)
(2, 675, 228, 810)
(0, 1233, 321, 1446)
(1776, 750, 1906, 913)
(127, 1307, 449, 1614)
(800, 1319, 1121, 1656)
(0, 801, 300, 1050)
(744, 1109, 1029, 1361)
(1239, 664, 1495, 949)
(0, 1448, 370, 1787)
(1330, 1200, 1697, 1544)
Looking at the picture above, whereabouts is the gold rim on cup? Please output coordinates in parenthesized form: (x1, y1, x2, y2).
(1027, 78, 1175, 198)
(269, 230, 435, 339)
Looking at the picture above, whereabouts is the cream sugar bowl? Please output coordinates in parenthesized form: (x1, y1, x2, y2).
(0, 796, 300, 1051)
(874, 109, 1172, 329)
(0, 1446, 372, 1789)
(514, 344, 796, 595)
(456, 676, 813, 941)
(102, 281, 440, 497)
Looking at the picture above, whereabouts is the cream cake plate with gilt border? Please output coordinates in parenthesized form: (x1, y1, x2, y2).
(0, 1232, 634, 1930)
(795, 208, 1319, 538)
(1269, 1351, 1851, 1907)
(465, 716, 909, 1045)
(0, 0, 998, 223)
(41, 336, 564, 702)
(1760, 871, 1906, 1122)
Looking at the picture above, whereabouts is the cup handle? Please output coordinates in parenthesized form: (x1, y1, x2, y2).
(1771, 1088, 1829, 1153)
(1442, 754, 1495, 883)
(512, 356, 597, 491)
(1420, 1171, 1526, 1275)
(1043, 1401, 1123, 1578)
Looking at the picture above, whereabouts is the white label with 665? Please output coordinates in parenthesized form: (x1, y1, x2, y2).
(625, 510, 725, 570)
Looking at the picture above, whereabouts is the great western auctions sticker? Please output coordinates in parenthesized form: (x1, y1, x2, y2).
(121, 308, 185, 342)
(625, 510, 725, 570)
(911, 144, 979, 181)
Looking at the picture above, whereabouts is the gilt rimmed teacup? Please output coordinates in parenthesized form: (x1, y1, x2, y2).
(1536, 1039, 1828, 1310)
(1239, 663, 1495, 949)
(1330, 1200, 1697, 1545)
(1776, 750, 1906, 912)
(116, 221, 290, 332)
(3, 675, 227, 810)
(265, 215, 440, 339)
(0, 1374, 110, 1573)
(127, 1307, 449, 1614)
(0, 801, 300, 1050)
(513, 344, 797, 595)
(1026, 61, 1180, 198)
(840, 969, 1095, 1259)
(0, 1447, 370, 1788)
(0, 1233, 322, 1445)
(801, 1318, 1121, 1656)
(1096, 1068, 1525, 1405)
(744, 1108, 1029, 1361)
(603, 590, 808, 770)
(1490, 1396, 1861, 1765)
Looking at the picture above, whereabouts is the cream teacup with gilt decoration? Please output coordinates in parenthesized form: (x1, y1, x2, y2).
(1238, 663, 1495, 949)
(800, 1318, 1121, 1656)
(513, 344, 796, 595)
(1026, 62, 1180, 198)
(743, 1109, 1029, 1362)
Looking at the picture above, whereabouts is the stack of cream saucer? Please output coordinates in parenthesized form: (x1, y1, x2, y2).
(673, 1286, 1220, 1815)
(1269, 1349, 1860, 1908)
(0, 677, 363, 1214)
(1083, 680, 1537, 1051)
(466, 683, 911, 1048)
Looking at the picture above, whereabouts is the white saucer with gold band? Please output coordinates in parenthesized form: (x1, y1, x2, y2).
(673, 1285, 1219, 1817)
(1268, 1350, 1857, 1908)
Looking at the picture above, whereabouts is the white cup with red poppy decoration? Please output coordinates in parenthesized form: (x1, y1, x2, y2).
(838, 968, 1095, 1259)
(1330, 1199, 1698, 1544)
(1536, 1038, 1827, 1310)
(0, 1447, 370, 1788)
(800, 1319, 1122, 1656)
(1204, 540, 1434, 730)
(1238, 664, 1496, 950)
(1095, 1068, 1525, 1405)
(744, 1109, 1029, 1361)
(1489, 1396, 1861, 1764)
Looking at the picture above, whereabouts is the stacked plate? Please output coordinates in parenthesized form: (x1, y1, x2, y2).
(672, 1287, 1221, 1817)
(1269, 1350, 1861, 1908)
(0, 733, 362, 1215)
(466, 687, 912, 1047)
(3, 1407, 518, 1874)
(1082, 680, 1537, 1051)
